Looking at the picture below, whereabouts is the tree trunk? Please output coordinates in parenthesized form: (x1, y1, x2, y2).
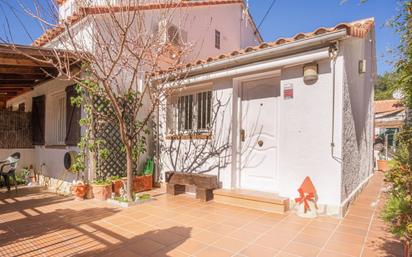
(125, 146, 134, 202)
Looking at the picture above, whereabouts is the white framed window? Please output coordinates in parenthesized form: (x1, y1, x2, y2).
(47, 91, 66, 145)
(167, 89, 212, 134)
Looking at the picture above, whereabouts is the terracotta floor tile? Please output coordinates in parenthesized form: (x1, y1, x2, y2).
(144, 229, 187, 246)
(341, 219, 371, 230)
(276, 251, 303, 257)
(205, 223, 237, 235)
(194, 246, 233, 257)
(126, 238, 166, 256)
(328, 231, 365, 245)
(150, 245, 190, 257)
(0, 173, 404, 257)
(282, 241, 320, 257)
(228, 228, 261, 242)
(343, 215, 371, 223)
(191, 230, 224, 244)
(300, 226, 333, 238)
(305, 220, 338, 231)
(240, 243, 279, 257)
(241, 221, 274, 234)
(324, 240, 363, 256)
(318, 249, 354, 257)
(274, 222, 305, 233)
(255, 232, 294, 250)
(221, 217, 251, 227)
(172, 238, 208, 254)
(335, 224, 368, 237)
(363, 235, 403, 257)
(212, 236, 246, 252)
(292, 233, 329, 248)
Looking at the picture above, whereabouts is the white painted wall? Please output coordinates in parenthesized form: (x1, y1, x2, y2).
(0, 149, 35, 174)
(277, 57, 344, 211)
(6, 77, 79, 183)
(157, 44, 357, 216)
(54, 3, 260, 61)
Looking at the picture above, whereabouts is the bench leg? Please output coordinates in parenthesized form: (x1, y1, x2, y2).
(196, 188, 214, 202)
(166, 184, 185, 195)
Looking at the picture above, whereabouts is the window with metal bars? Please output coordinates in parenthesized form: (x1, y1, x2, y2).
(168, 90, 212, 134)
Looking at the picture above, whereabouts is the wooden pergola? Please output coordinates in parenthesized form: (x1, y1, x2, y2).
(0, 44, 76, 109)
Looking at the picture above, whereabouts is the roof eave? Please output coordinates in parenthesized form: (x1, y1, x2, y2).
(158, 29, 348, 80)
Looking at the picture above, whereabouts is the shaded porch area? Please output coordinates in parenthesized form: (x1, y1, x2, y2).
(0, 43, 75, 109)
(0, 171, 403, 257)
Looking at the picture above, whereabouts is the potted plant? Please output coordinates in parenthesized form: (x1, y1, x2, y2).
(91, 179, 112, 200)
(377, 151, 389, 171)
(71, 181, 89, 200)
(110, 175, 123, 197)
(132, 159, 153, 192)
(20, 167, 31, 184)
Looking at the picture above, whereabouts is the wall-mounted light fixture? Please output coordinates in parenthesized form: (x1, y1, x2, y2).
(303, 63, 318, 85)
(358, 59, 366, 74)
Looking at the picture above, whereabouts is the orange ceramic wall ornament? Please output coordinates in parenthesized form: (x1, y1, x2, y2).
(295, 176, 318, 214)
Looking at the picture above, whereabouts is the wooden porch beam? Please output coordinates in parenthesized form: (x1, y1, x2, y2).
(0, 81, 36, 86)
(0, 74, 52, 80)
(0, 66, 55, 75)
(0, 57, 54, 67)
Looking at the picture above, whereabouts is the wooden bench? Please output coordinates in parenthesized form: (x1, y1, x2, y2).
(165, 172, 218, 202)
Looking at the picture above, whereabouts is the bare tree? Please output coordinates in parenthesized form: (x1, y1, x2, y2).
(0, 0, 197, 201)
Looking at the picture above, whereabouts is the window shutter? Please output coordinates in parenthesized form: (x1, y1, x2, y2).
(65, 85, 81, 146)
(32, 95, 45, 145)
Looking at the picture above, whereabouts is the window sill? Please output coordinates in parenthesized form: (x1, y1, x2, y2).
(166, 133, 212, 140)
(45, 145, 68, 149)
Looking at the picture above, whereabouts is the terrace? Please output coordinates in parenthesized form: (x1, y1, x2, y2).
(0, 171, 403, 257)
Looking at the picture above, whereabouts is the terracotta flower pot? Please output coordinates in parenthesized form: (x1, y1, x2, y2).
(71, 184, 89, 201)
(91, 184, 112, 200)
(377, 160, 388, 172)
(132, 175, 153, 192)
(112, 180, 123, 197)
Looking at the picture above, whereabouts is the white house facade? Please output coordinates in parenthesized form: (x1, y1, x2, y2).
(158, 18, 376, 216)
(4, 0, 261, 192)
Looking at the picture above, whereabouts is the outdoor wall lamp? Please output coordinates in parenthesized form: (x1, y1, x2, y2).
(303, 62, 318, 85)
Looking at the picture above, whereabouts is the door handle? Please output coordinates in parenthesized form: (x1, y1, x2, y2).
(240, 129, 245, 142)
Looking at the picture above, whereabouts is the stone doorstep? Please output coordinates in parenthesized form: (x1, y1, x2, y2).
(213, 188, 290, 213)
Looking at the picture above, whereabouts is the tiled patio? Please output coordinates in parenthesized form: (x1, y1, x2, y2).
(0, 171, 404, 257)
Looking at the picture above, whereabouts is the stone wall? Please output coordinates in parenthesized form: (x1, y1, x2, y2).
(341, 34, 375, 206)
(0, 110, 33, 149)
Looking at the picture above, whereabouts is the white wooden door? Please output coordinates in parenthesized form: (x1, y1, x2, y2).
(240, 76, 280, 192)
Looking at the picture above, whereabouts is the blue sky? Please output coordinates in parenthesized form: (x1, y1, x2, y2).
(0, 0, 401, 75)
(249, 0, 401, 75)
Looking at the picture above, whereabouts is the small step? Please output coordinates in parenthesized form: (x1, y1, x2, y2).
(213, 189, 289, 213)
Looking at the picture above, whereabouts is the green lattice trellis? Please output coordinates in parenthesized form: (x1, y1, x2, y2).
(93, 97, 139, 179)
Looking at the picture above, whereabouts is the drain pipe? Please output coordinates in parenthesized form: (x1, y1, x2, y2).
(329, 43, 341, 162)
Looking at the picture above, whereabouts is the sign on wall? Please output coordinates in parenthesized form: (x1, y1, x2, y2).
(284, 84, 294, 100)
